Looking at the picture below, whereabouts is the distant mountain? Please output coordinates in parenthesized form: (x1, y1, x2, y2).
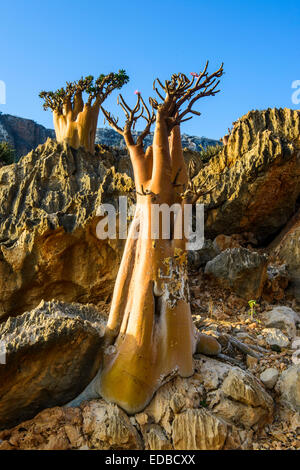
(0, 114, 54, 160)
(0, 113, 221, 160)
(95, 128, 220, 152)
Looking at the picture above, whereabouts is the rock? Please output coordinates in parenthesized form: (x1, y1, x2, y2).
(194, 108, 300, 243)
(81, 400, 142, 450)
(262, 328, 290, 348)
(246, 355, 258, 369)
(188, 239, 219, 268)
(276, 365, 300, 412)
(291, 338, 300, 350)
(272, 208, 300, 301)
(264, 306, 299, 338)
(0, 357, 274, 450)
(204, 247, 268, 299)
(0, 139, 135, 320)
(0, 300, 106, 430)
(171, 408, 228, 450)
(0, 400, 142, 450)
(260, 368, 279, 389)
(196, 333, 222, 356)
(213, 234, 243, 252)
(262, 264, 289, 302)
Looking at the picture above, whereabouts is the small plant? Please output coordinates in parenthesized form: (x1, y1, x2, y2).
(0, 141, 15, 165)
(248, 299, 257, 320)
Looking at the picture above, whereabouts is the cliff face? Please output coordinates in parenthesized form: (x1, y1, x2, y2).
(0, 114, 55, 159)
(0, 113, 220, 160)
(194, 108, 300, 242)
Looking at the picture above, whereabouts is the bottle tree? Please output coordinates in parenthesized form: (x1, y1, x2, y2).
(71, 62, 224, 414)
(39, 70, 129, 154)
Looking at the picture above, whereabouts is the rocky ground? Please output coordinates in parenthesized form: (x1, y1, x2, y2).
(0, 107, 299, 450)
(189, 268, 300, 450)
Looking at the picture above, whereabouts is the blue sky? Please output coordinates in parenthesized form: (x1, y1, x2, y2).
(1, 0, 299, 139)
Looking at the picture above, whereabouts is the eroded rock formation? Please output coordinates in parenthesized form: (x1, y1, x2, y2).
(0, 300, 106, 429)
(0, 357, 273, 450)
(194, 108, 300, 242)
(0, 139, 134, 320)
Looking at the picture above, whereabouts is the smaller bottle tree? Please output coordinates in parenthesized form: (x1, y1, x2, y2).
(39, 70, 129, 154)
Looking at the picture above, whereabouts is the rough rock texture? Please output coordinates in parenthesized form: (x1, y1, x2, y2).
(188, 239, 220, 269)
(204, 247, 268, 299)
(262, 328, 290, 348)
(0, 300, 106, 430)
(0, 139, 135, 320)
(194, 108, 300, 242)
(0, 357, 273, 450)
(263, 306, 299, 338)
(271, 208, 300, 301)
(276, 365, 300, 412)
(262, 264, 289, 303)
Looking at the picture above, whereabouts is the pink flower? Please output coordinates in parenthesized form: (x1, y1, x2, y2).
(134, 90, 140, 95)
(191, 72, 199, 77)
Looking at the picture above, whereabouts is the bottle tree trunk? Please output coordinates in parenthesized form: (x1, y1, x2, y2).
(98, 122, 199, 413)
(54, 96, 101, 154)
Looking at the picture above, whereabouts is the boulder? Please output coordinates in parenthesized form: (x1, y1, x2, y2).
(188, 239, 219, 269)
(204, 247, 268, 299)
(0, 357, 274, 450)
(272, 208, 300, 301)
(194, 108, 300, 243)
(276, 365, 300, 412)
(0, 300, 106, 429)
(0, 139, 135, 320)
(259, 368, 279, 389)
(263, 306, 299, 338)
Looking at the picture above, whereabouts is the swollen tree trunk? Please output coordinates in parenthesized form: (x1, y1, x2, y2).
(54, 99, 100, 154)
(99, 123, 199, 413)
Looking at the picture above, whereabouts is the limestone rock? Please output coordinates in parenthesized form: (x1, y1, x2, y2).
(0, 357, 274, 450)
(0, 300, 106, 429)
(260, 368, 279, 389)
(188, 239, 219, 268)
(0, 139, 135, 320)
(263, 306, 299, 338)
(211, 365, 274, 428)
(262, 328, 290, 348)
(171, 408, 228, 450)
(262, 264, 289, 303)
(276, 365, 300, 412)
(204, 247, 268, 299)
(194, 108, 300, 242)
(81, 400, 142, 450)
(272, 208, 300, 301)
